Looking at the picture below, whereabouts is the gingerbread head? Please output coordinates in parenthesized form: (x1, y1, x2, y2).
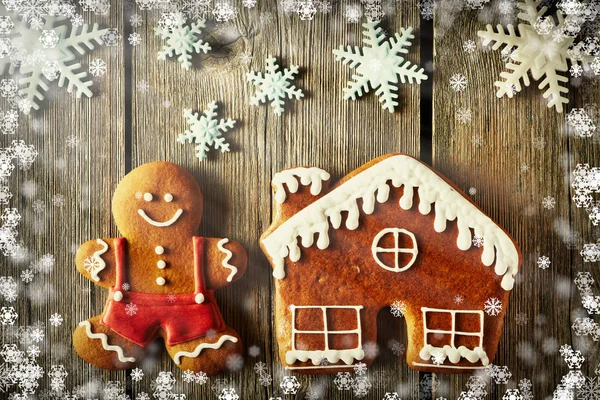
(73, 162, 247, 375)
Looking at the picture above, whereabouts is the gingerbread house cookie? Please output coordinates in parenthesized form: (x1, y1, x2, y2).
(260, 154, 521, 374)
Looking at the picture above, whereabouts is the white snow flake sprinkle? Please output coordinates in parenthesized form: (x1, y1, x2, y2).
(484, 297, 503, 316)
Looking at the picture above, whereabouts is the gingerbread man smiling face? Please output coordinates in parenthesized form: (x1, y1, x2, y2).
(73, 162, 247, 375)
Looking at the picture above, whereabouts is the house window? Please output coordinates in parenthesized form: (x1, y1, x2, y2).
(371, 228, 418, 272)
(285, 305, 365, 367)
(419, 307, 489, 365)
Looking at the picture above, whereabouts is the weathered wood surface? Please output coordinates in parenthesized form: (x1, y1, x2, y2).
(2, 0, 597, 398)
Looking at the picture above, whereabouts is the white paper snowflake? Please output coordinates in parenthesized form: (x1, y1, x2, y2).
(0, 306, 18, 325)
(124, 303, 138, 316)
(246, 57, 304, 116)
(567, 108, 596, 138)
(390, 300, 407, 317)
(219, 388, 239, 400)
(334, 372, 354, 390)
(131, 367, 144, 381)
(280, 376, 300, 394)
(456, 107, 472, 123)
(354, 362, 367, 375)
(477, 0, 598, 113)
(155, 20, 211, 70)
(543, 195, 556, 209)
(352, 375, 371, 397)
(177, 101, 235, 161)
(449, 73, 468, 92)
(0, 10, 107, 112)
(463, 39, 477, 53)
(195, 371, 208, 384)
(333, 21, 427, 113)
(484, 297, 503, 316)
(20, 268, 34, 283)
(581, 243, 600, 262)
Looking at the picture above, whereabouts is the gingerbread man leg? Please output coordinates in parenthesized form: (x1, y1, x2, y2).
(165, 326, 242, 375)
(72, 315, 144, 370)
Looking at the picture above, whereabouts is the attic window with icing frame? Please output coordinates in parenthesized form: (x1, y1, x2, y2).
(371, 228, 418, 272)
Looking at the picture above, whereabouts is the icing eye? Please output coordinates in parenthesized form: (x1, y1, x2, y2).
(143, 193, 153, 202)
(164, 193, 173, 202)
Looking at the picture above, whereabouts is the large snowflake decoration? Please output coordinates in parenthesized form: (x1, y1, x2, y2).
(0, 11, 107, 112)
(333, 21, 427, 113)
(477, 0, 597, 113)
(246, 57, 304, 116)
(177, 101, 236, 161)
(155, 20, 211, 70)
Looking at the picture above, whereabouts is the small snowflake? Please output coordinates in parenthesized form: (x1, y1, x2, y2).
(431, 350, 446, 365)
(280, 376, 301, 394)
(52, 194, 65, 207)
(472, 135, 484, 147)
(390, 300, 407, 317)
(484, 297, 503, 316)
(345, 4, 363, 23)
(128, 32, 141, 46)
(156, 20, 211, 70)
(456, 107, 472, 123)
(248, 345, 260, 357)
(247, 57, 304, 116)
(137, 80, 149, 93)
(131, 367, 144, 381)
(122, 282, 130, 291)
(542, 196, 556, 209)
(570, 64, 583, 77)
(163, 99, 171, 108)
(213, 3, 238, 22)
(49, 313, 63, 326)
(334, 372, 354, 390)
(463, 39, 477, 53)
(515, 312, 529, 325)
(567, 108, 596, 138)
(124, 303, 138, 316)
(89, 58, 107, 77)
(449, 73, 468, 92)
(352, 375, 371, 397)
(195, 371, 208, 385)
(258, 373, 272, 386)
(20, 269, 34, 283)
(354, 362, 367, 375)
(0, 307, 18, 325)
(472, 235, 484, 247)
(66, 135, 80, 149)
(219, 388, 239, 400)
(521, 163, 530, 173)
(581, 243, 600, 262)
(454, 294, 465, 304)
(333, 21, 427, 112)
(27, 345, 40, 358)
(130, 14, 143, 27)
(537, 255, 551, 269)
(102, 28, 121, 46)
(239, 51, 253, 65)
(177, 101, 236, 161)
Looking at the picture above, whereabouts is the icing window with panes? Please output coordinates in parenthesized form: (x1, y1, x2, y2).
(285, 305, 365, 366)
(421, 308, 484, 354)
(371, 228, 418, 272)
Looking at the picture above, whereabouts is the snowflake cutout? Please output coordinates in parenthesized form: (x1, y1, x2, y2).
(0, 306, 18, 325)
(334, 372, 354, 390)
(177, 101, 235, 161)
(219, 388, 239, 400)
(333, 21, 427, 113)
(456, 107, 472, 123)
(484, 297, 503, 316)
(246, 57, 304, 116)
(155, 20, 211, 70)
(124, 303, 138, 316)
(0, 11, 107, 112)
(581, 243, 600, 262)
(477, 0, 598, 113)
(390, 300, 407, 317)
(131, 367, 144, 381)
(543, 195, 556, 209)
(354, 362, 367, 375)
(449, 73, 468, 92)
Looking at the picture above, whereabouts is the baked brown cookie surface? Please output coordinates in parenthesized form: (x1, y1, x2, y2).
(72, 161, 246, 374)
(260, 154, 521, 374)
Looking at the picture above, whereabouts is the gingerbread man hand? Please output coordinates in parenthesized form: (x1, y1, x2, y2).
(73, 162, 246, 375)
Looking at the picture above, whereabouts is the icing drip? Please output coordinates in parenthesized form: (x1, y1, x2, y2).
(272, 167, 331, 204)
(78, 321, 135, 363)
(217, 238, 237, 282)
(419, 344, 489, 365)
(173, 335, 238, 364)
(89, 239, 108, 282)
(262, 155, 520, 291)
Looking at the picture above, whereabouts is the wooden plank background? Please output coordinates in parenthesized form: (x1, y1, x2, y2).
(1, 0, 598, 398)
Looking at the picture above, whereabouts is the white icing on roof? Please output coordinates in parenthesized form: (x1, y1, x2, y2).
(262, 155, 520, 291)
(272, 167, 331, 204)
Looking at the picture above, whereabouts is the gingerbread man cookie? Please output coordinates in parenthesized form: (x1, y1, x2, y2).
(72, 162, 247, 375)
(260, 154, 521, 374)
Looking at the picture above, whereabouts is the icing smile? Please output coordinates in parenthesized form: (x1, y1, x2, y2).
(138, 209, 183, 227)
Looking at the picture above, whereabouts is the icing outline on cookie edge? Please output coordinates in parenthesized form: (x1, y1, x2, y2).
(137, 208, 183, 227)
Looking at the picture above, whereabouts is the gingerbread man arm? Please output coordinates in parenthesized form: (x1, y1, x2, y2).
(75, 238, 117, 289)
(203, 238, 247, 290)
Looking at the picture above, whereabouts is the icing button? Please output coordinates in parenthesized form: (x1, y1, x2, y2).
(157, 260, 166, 269)
(113, 291, 123, 302)
(164, 193, 173, 202)
(143, 193, 153, 201)
(195, 293, 204, 304)
(155, 246, 164, 255)
(156, 277, 166, 286)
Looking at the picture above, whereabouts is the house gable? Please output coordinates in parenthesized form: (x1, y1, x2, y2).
(261, 154, 520, 291)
